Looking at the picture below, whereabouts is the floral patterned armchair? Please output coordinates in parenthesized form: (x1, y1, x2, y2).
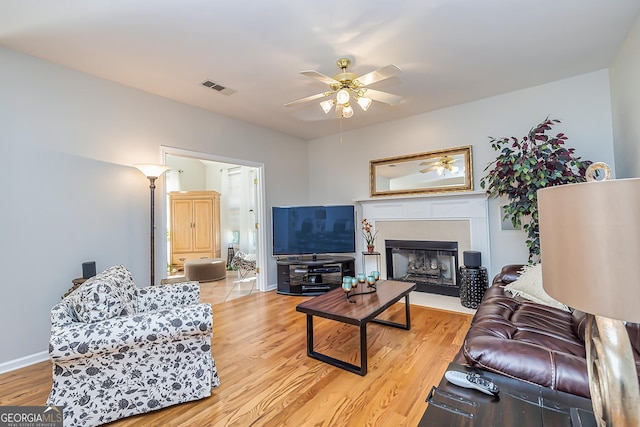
(46, 265, 220, 427)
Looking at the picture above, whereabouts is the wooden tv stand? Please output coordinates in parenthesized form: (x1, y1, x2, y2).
(276, 256, 355, 296)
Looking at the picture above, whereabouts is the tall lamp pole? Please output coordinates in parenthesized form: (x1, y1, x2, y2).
(134, 164, 170, 286)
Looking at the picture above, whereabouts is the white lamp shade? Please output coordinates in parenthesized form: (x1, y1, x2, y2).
(134, 163, 171, 178)
(341, 104, 354, 118)
(320, 99, 335, 114)
(538, 177, 640, 322)
(357, 97, 372, 111)
(336, 88, 350, 105)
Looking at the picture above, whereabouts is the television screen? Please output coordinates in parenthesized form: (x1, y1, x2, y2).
(272, 205, 356, 256)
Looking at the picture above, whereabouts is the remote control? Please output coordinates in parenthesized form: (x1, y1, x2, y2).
(445, 370, 500, 396)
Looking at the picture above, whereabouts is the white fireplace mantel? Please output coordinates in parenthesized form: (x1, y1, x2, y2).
(356, 191, 491, 272)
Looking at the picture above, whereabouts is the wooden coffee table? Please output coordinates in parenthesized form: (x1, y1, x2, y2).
(295, 280, 416, 376)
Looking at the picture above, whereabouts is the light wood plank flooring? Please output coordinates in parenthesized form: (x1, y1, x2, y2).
(166, 272, 258, 304)
(0, 286, 472, 426)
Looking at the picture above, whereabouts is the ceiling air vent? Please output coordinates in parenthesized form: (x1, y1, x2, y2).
(200, 80, 236, 96)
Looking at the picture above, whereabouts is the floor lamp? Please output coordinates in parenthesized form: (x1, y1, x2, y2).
(134, 163, 170, 286)
(538, 163, 640, 426)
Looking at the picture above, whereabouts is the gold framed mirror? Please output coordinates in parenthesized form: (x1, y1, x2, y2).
(370, 145, 473, 197)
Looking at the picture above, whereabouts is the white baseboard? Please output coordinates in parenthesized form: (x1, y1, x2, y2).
(0, 351, 49, 374)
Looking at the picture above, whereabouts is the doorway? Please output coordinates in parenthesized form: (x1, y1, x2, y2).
(160, 147, 268, 292)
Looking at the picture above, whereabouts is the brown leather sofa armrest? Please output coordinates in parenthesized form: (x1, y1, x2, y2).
(492, 264, 525, 286)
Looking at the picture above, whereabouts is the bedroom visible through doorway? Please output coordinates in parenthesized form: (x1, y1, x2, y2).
(161, 148, 267, 292)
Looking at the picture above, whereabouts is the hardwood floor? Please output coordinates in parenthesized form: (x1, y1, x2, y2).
(167, 272, 257, 304)
(0, 288, 472, 427)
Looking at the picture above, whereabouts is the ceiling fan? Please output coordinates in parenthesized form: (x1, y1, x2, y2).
(285, 58, 403, 118)
(419, 156, 461, 175)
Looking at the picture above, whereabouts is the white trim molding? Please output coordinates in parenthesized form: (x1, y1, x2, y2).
(0, 351, 48, 374)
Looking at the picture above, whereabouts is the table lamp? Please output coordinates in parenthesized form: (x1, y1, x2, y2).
(538, 162, 640, 426)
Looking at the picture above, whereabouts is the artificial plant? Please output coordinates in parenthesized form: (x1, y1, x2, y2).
(480, 117, 592, 262)
(361, 218, 378, 249)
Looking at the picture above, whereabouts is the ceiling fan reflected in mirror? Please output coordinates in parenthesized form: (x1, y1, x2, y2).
(285, 58, 403, 118)
(419, 156, 461, 175)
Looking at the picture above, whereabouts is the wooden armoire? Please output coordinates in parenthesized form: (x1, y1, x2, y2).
(169, 191, 221, 271)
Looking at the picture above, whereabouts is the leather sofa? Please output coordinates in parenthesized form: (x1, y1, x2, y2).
(453, 264, 640, 398)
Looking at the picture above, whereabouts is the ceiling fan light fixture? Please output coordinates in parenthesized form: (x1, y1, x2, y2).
(357, 96, 372, 111)
(342, 103, 354, 118)
(320, 99, 335, 114)
(285, 58, 403, 122)
(336, 88, 350, 105)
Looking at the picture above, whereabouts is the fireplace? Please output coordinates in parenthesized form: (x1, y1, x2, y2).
(385, 239, 460, 296)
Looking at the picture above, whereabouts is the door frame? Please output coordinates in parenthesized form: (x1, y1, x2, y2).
(160, 146, 268, 292)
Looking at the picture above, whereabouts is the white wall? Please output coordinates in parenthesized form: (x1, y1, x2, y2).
(610, 14, 640, 178)
(308, 70, 615, 277)
(204, 163, 223, 193)
(0, 47, 309, 368)
(166, 156, 207, 191)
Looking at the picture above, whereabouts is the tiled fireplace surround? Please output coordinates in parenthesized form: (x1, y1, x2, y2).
(358, 193, 490, 290)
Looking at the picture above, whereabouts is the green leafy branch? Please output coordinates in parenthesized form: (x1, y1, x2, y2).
(480, 117, 592, 262)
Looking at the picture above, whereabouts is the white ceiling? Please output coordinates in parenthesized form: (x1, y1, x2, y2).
(2, 1, 639, 140)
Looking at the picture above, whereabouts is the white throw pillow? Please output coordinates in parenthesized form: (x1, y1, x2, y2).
(70, 265, 138, 323)
(504, 264, 570, 312)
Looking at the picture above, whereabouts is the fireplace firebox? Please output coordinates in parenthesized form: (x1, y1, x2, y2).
(385, 239, 459, 296)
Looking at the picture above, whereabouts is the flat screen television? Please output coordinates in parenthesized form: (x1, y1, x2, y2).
(272, 205, 356, 256)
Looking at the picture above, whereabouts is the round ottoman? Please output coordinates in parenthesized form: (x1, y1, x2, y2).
(184, 258, 226, 282)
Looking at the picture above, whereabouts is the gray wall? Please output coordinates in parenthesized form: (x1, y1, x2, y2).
(0, 47, 309, 367)
(308, 70, 615, 277)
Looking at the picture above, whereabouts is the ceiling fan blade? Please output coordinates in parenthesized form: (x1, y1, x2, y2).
(285, 92, 328, 107)
(420, 166, 437, 174)
(300, 70, 339, 85)
(356, 64, 402, 86)
(364, 89, 404, 106)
